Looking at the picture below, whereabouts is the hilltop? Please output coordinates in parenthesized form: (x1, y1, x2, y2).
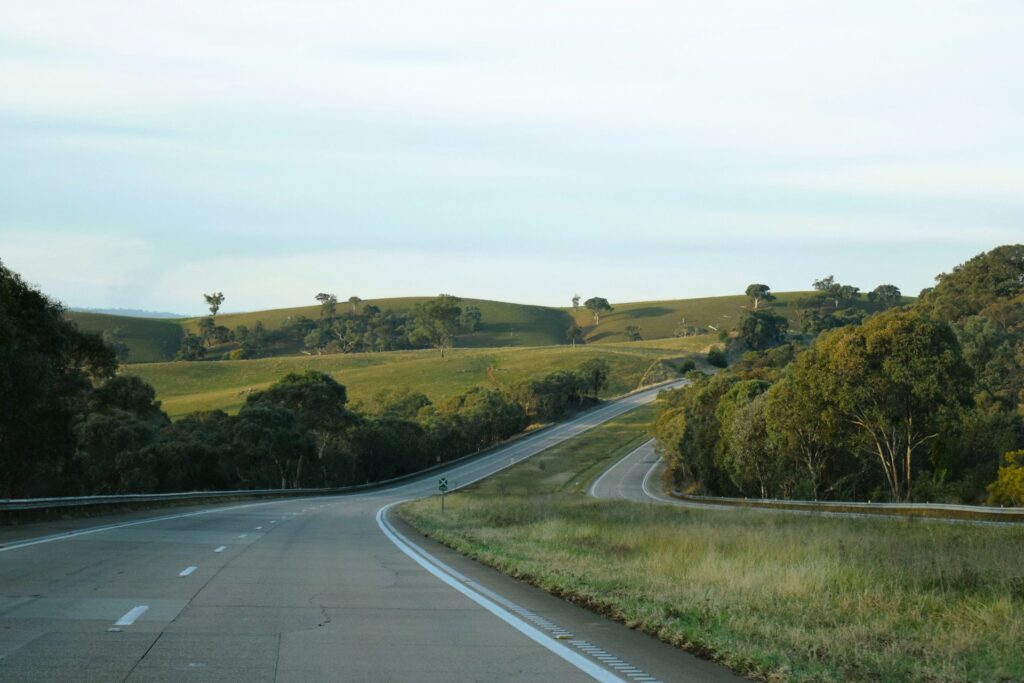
(68, 291, 910, 363)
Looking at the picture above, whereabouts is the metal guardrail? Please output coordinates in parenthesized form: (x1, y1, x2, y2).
(675, 493, 1024, 522)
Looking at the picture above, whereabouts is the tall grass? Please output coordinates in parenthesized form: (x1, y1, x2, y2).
(400, 407, 1024, 682)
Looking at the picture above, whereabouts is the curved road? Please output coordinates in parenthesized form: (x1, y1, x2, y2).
(0, 383, 743, 682)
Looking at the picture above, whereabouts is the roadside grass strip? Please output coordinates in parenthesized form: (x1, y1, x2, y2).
(399, 405, 1024, 683)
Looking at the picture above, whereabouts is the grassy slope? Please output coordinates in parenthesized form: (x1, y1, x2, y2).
(66, 311, 184, 363)
(568, 292, 910, 344)
(125, 336, 712, 419)
(399, 406, 1024, 683)
(187, 297, 574, 350)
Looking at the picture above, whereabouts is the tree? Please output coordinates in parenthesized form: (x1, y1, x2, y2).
(868, 284, 902, 309)
(745, 284, 775, 310)
(73, 376, 169, 493)
(987, 450, 1024, 506)
(0, 259, 118, 497)
(197, 316, 216, 346)
(812, 276, 860, 309)
(176, 332, 206, 360)
(203, 292, 225, 317)
(707, 347, 728, 368)
(920, 244, 1024, 322)
(409, 294, 463, 358)
(804, 310, 973, 501)
(584, 297, 613, 325)
(571, 294, 581, 311)
(737, 309, 788, 350)
(247, 371, 354, 485)
(721, 393, 777, 498)
(566, 322, 584, 347)
(232, 403, 313, 489)
(459, 305, 482, 332)
(765, 360, 844, 500)
(624, 325, 642, 341)
(578, 358, 610, 398)
(316, 293, 337, 319)
(348, 296, 362, 313)
(101, 328, 130, 362)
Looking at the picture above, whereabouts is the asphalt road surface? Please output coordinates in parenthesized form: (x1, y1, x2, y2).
(0, 383, 745, 682)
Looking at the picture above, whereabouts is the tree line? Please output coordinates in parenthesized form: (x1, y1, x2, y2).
(0, 258, 610, 497)
(176, 293, 483, 360)
(655, 245, 1024, 505)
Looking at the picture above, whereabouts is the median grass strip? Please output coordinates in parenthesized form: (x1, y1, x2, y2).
(398, 405, 1024, 683)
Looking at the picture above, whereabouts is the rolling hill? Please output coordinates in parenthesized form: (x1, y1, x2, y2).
(66, 311, 184, 364)
(125, 336, 713, 419)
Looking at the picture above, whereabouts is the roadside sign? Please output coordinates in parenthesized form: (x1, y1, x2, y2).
(438, 477, 448, 492)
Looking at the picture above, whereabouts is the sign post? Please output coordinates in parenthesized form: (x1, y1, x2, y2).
(438, 477, 449, 511)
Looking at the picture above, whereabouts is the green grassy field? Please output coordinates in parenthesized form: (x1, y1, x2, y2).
(125, 335, 712, 419)
(67, 311, 184, 363)
(399, 405, 1024, 683)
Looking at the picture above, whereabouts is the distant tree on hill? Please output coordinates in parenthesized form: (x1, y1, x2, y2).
(813, 276, 859, 309)
(459, 305, 482, 332)
(624, 325, 642, 341)
(868, 284, 902, 309)
(176, 332, 206, 360)
(566, 322, 584, 346)
(571, 294, 581, 311)
(347, 296, 362, 313)
(316, 293, 337, 318)
(584, 297, 613, 325)
(745, 284, 776, 309)
(203, 292, 225, 317)
(737, 309, 788, 350)
(409, 294, 463, 358)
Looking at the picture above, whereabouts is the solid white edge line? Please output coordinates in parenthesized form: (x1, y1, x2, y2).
(178, 566, 198, 577)
(640, 452, 663, 502)
(115, 605, 149, 626)
(376, 502, 624, 683)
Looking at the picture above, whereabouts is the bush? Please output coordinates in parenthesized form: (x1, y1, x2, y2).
(988, 450, 1024, 506)
(707, 347, 728, 368)
(675, 359, 696, 373)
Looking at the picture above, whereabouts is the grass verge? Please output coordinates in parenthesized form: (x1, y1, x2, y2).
(398, 405, 1024, 682)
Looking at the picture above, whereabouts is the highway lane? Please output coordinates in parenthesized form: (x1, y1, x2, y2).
(0, 382, 744, 682)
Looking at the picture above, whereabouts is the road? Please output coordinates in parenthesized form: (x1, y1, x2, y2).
(0, 383, 744, 682)
(589, 440, 729, 510)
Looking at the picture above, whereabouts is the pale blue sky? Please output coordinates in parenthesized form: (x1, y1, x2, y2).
(1, 1, 1021, 314)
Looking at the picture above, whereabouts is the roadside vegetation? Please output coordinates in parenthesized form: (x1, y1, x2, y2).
(655, 245, 1024, 505)
(400, 406, 1024, 683)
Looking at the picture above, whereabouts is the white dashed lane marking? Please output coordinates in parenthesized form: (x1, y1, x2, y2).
(114, 605, 149, 626)
(178, 566, 197, 577)
(213, 546, 226, 553)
